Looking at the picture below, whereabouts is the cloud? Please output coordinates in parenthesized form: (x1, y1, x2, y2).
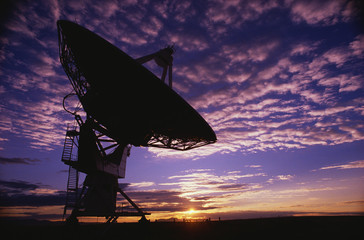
(309, 105, 355, 116)
(0, 180, 39, 192)
(0, 177, 213, 212)
(0, 156, 41, 165)
(317, 160, 364, 170)
(189, 87, 238, 110)
(226, 71, 252, 84)
(6, 17, 36, 39)
(150, 76, 364, 158)
(247, 40, 280, 63)
(276, 175, 294, 180)
(0, 179, 66, 207)
(290, 42, 320, 56)
(0, 178, 215, 213)
(350, 34, 364, 56)
(129, 181, 156, 189)
(155, 31, 363, 158)
(91, 0, 120, 18)
(267, 174, 294, 184)
(219, 38, 280, 69)
(3, 0, 61, 40)
(1, 0, 363, 160)
(139, 16, 164, 38)
(120, 32, 148, 46)
(159, 169, 265, 201)
(318, 74, 362, 92)
(176, 54, 227, 84)
(126, 189, 216, 212)
(122, 169, 270, 215)
(245, 165, 262, 168)
(0, 191, 66, 207)
(0, 205, 64, 221)
(288, 0, 353, 25)
(165, 27, 210, 52)
(342, 200, 364, 205)
(203, 0, 279, 33)
(0, 0, 82, 153)
(321, 47, 352, 68)
(120, 170, 267, 213)
(1, 92, 72, 151)
(156, 0, 196, 23)
(216, 183, 249, 190)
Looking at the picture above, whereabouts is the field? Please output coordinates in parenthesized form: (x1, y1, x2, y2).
(2, 216, 363, 239)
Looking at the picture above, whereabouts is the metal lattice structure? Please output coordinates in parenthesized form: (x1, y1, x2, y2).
(58, 28, 89, 98)
(147, 133, 214, 151)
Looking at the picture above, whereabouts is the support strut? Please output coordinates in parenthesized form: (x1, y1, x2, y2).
(135, 46, 175, 88)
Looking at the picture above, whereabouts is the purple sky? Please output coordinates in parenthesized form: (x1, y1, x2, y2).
(1, 0, 364, 222)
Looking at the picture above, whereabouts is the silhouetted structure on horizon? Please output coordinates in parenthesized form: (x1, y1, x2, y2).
(57, 20, 216, 224)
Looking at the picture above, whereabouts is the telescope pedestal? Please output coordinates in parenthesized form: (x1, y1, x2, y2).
(66, 172, 149, 224)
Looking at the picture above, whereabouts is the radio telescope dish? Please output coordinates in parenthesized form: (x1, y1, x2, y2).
(58, 20, 217, 224)
(57, 20, 216, 151)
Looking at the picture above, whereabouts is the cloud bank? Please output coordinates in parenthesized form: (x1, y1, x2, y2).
(0, 0, 363, 160)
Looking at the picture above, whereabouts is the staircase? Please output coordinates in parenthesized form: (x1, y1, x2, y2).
(62, 124, 80, 220)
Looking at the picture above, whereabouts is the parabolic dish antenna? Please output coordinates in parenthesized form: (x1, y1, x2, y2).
(57, 20, 216, 151)
(57, 20, 216, 224)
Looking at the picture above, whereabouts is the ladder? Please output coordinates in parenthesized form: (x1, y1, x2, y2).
(62, 124, 79, 220)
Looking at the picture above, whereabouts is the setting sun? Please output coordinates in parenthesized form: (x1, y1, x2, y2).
(187, 209, 195, 214)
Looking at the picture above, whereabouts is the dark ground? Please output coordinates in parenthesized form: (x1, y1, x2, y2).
(1, 216, 363, 240)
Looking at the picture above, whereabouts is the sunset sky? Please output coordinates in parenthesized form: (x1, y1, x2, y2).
(1, 0, 364, 222)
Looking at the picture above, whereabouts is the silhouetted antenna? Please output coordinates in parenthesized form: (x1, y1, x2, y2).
(57, 20, 216, 224)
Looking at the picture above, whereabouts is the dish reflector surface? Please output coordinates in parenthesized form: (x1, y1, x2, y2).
(58, 20, 216, 150)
